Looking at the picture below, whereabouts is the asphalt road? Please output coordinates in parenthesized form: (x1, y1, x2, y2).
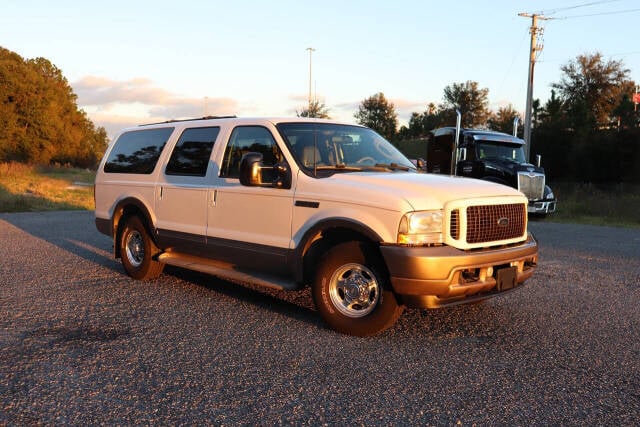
(1, 211, 639, 425)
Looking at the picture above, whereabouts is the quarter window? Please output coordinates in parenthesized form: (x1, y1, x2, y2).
(165, 127, 220, 176)
(104, 127, 174, 174)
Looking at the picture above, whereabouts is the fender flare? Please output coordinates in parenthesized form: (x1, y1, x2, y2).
(111, 197, 157, 257)
(291, 217, 383, 283)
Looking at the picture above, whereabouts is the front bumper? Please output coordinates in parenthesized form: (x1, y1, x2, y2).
(528, 199, 556, 214)
(380, 234, 538, 309)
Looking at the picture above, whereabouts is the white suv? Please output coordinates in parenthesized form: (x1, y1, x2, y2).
(95, 116, 538, 336)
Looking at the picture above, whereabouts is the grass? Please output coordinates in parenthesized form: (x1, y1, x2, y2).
(536, 182, 640, 228)
(0, 162, 95, 212)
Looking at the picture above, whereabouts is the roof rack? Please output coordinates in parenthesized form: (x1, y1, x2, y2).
(139, 115, 237, 126)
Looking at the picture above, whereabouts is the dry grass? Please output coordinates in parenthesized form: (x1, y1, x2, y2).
(0, 162, 95, 212)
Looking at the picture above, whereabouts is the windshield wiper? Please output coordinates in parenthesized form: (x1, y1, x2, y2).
(315, 164, 364, 171)
(373, 163, 412, 171)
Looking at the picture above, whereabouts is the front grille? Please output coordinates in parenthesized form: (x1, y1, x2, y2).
(450, 209, 460, 240)
(466, 203, 526, 244)
(518, 172, 544, 200)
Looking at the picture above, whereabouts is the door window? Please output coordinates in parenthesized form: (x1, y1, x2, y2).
(219, 126, 283, 180)
(165, 127, 220, 176)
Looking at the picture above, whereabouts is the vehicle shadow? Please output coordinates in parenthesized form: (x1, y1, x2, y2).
(0, 210, 122, 274)
(0, 210, 324, 329)
(162, 265, 323, 329)
(1, 210, 517, 338)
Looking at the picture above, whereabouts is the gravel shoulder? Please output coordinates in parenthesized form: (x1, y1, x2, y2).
(1, 212, 639, 425)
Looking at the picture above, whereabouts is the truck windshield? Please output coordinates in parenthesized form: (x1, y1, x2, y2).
(476, 141, 526, 163)
(277, 123, 416, 175)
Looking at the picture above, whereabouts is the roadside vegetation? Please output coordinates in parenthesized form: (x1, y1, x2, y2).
(535, 182, 640, 228)
(1, 45, 638, 228)
(0, 162, 94, 212)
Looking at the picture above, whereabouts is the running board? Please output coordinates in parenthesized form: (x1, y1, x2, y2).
(156, 252, 300, 291)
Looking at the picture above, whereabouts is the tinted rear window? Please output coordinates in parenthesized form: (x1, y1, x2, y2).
(104, 127, 174, 174)
(165, 127, 220, 176)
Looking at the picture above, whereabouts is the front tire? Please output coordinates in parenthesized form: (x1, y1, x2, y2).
(312, 241, 404, 336)
(119, 216, 164, 280)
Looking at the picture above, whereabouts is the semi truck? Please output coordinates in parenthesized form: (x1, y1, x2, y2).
(425, 118, 556, 215)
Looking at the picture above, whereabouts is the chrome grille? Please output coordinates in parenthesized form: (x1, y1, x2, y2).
(466, 203, 526, 244)
(518, 172, 544, 200)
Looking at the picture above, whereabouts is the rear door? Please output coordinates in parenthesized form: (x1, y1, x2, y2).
(155, 126, 220, 246)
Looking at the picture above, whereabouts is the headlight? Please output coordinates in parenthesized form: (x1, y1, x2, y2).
(397, 210, 443, 245)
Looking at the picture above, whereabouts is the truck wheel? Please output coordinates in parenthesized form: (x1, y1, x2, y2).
(312, 241, 404, 336)
(119, 216, 164, 280)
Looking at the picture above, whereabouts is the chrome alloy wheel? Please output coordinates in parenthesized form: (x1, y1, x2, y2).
(329, 263, 380, 318)
(124, 230, 144, 268)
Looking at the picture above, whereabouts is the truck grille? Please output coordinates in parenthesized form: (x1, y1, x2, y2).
(467, 204, 526, 243)
(450, 203, 526, 244)
(450, 209, 460, 240)
(517, 172, 544, 200)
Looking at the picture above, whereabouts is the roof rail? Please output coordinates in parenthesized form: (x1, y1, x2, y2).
(139, 115, 237, 126)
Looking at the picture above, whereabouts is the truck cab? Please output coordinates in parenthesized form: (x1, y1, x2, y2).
(426, 127, 557, 215)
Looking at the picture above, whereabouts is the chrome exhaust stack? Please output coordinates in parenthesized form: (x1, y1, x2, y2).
(513, 117, 520, 137)
(452, 109, 462, 176)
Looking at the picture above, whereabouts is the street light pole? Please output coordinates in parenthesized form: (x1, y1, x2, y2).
(306, 47, 316, 112)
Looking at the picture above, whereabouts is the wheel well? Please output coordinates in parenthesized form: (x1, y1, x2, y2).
(301, 226, 380, 286)
(113, 203, 154, 259)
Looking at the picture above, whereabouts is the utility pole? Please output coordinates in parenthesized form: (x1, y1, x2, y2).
(306, 47, 316, 112)
(518, 13, 551, 162)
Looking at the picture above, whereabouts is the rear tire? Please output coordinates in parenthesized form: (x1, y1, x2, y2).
(119, 216, 164, 280)
(312, 241, 404, 336)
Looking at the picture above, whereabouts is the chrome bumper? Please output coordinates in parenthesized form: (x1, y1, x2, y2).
(528, 200, 556, 214)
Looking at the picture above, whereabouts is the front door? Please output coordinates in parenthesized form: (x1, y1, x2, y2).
(206, 125, 294, 273)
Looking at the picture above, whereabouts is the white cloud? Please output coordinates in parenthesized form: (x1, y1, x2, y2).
(72, 75, 239, 136)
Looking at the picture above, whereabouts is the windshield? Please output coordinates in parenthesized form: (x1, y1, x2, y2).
(476, 141, 526, 163)
(277, 123, 416, 176)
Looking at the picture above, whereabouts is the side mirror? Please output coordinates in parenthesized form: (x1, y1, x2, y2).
(239, 152, 291, 189)
(458, 147, 467, 162)
(535, 154, 542, 168)
(239, 152, 264, 186)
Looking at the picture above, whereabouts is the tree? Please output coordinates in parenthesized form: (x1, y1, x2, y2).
(402, 103, 449, 139)
(354, 92, 398, 140)
(296, 99, 331, 119)
(612, 93, 637, 129)
(487, 105, 522, 135)
(0, 46, 107, 166)
(552, 52, 632, 128)
(442, 81, 490, 127)
(538, 89, 564, 127)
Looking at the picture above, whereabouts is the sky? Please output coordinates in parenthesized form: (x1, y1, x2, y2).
(2, 0, 639, 137)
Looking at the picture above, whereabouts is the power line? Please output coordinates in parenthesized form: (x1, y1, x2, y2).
(556, 7, 640, 19)
(543, 0, 625, 15)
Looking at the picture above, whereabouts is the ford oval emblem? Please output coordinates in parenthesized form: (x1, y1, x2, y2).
(497, 217, 510, 227)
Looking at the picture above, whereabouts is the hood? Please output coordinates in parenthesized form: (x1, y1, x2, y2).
(296, 171, 526, 212)
(483, 159, 545, 177)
